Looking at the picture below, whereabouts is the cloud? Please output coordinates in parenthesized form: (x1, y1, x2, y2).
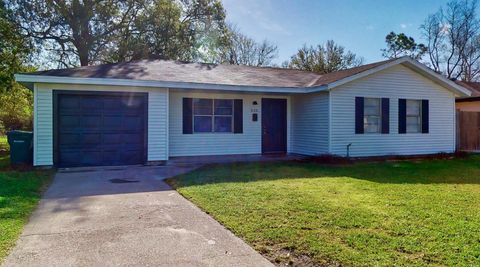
(366, 25, 375, 30)
(400, 23, 413, 29)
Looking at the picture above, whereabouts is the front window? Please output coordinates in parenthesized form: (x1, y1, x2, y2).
(406, 99, 422, 133)
(193, 98, 233, 133)
(364, 98, 381, 133)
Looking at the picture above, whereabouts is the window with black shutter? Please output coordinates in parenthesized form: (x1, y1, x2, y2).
(183, 98, 243, 134)
(399, 99, 429, 134)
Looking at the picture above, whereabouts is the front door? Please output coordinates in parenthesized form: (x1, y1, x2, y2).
(262, 98, 287, 154)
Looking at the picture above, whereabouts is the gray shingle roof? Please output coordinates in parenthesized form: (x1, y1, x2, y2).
(455, 81, 480, 97)
(23, 58, 396, 88)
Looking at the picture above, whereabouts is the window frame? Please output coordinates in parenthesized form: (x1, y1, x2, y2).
(192, 98, 234, 133)
(406, 99, 422, 134)
(363, 97, 382, 134)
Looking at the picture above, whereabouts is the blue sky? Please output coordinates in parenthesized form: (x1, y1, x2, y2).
(222, 0, 450, 65)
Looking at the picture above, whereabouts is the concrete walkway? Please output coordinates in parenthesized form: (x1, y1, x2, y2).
(3, 165, 273, 267)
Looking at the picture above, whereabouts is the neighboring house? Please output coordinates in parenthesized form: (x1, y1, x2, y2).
(15, 56, 471, 167)
(454, 81, 480, 151)
(455, 81, 480, 112)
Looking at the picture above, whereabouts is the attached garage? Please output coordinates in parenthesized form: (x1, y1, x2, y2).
(54, 91, 148, 167)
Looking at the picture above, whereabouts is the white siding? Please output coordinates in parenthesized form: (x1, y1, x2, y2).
(34, 85, 53, 166)
(147, 90, 168, 161)
(33, 83, 168, 166)
(329, 64, 456, 157)
(290, 92, 329, 155)
(169, 90, 290, 157)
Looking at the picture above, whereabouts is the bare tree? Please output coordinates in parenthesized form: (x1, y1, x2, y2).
(421, 0, 480, 80)
(460, 31, 480, 81)
(217, 25, 278, 66)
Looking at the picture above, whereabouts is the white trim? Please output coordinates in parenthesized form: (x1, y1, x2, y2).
(33, 83, 38, 166)
(327, 91, 332, 154)
(15, 74, 309, 94)
(165, 89, 170, 160)
(453, 98, 457, 151)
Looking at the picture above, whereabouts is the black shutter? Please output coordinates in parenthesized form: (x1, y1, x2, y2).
(233, 99, 243, 133)
(183, 98, 193, 134)
(398, 99, 407, 134)
(422, 99, 429, 133)
(355, 97, 364, 134)
(381, 98, 390, 134)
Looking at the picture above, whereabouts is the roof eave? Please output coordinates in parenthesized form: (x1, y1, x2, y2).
(14, 74, 309, 94)
(400, 57, 472, 97)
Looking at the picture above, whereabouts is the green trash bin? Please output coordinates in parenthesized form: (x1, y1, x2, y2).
(7, 130, 33, 165)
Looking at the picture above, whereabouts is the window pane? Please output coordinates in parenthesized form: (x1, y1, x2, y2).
(364, 116, 380, 133)
(406, 100, 421, 116)
(364, 98, 380, 116)
(193, 99, 212, 115)
(194, 116, 212, 132)
(214, 116, 232, 132)
(363, 98, 381, 133)
(214, 99, 233, 115)
(407, 116, 420, 133)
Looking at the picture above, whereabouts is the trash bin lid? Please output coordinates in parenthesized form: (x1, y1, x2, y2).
(7, 130, 33, 141)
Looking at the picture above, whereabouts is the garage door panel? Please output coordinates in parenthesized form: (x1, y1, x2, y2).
(123, 117, 143, 130)
(123, 134, 143, 144)
(103, 116, 124, 130)
(103, 97, 121, 108)
(121, 150, 143, 164)
(102, 151, 123, 165)
(102, 133, 123, 144)
(58, 151, 80, 166)
(59, 115, 82, 129)
(81, 151, 104, 166)
(80, 96, 103, 109)
(81, 116, 102, 130)
(82, 134, 102, 147)
(59, 96, 81, 109)
(59, 150, 103, 167)
(59, 133, 82, 146)
(56, 92, 146, 167)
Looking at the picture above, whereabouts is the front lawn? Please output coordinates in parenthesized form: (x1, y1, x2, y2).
(168, 156, 480, 266)
(0, 136, 52, 262)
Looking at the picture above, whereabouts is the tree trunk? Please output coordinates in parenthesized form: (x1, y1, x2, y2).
(79, 55, 88, 66)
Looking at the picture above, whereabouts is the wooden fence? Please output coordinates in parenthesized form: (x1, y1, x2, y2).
(457, 111, 480, 151)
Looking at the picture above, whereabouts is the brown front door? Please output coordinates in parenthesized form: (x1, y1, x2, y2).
(262, 98, 287, 154)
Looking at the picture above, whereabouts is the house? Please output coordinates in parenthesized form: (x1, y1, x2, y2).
(15, 56, 471, 168)
(455, 81, 480, 112)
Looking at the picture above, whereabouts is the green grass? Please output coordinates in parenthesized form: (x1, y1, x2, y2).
(169, 156, 480, 266)
(0, 135, 52, 263)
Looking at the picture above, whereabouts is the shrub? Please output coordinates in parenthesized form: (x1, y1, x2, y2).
(0, 84, 33, 134)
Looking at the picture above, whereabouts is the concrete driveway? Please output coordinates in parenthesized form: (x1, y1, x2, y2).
(3, 165, 273, 267)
